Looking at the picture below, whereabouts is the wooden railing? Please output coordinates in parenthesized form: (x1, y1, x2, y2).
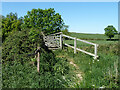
(60, 34, 99, 59)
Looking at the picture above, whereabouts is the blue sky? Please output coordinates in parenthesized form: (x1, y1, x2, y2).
(2, 2, 118, 34)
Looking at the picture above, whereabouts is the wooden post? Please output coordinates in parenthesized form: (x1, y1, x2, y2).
(60, 34, 62, 49)
(94, 44, 97, 59)
(74, 37, 77, 54)
(37, 47, 40, 73)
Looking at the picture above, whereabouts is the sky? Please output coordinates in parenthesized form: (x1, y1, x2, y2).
(1, 2, 118, 34)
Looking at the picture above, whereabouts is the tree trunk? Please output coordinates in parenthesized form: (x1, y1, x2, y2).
(110, 37, 111, 40)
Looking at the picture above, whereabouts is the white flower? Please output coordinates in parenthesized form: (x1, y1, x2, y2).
(92, 85, 95, 87)
(97, 59, 99, 61)
(62, 76, 66, 80)
(99, 87, 104, 88)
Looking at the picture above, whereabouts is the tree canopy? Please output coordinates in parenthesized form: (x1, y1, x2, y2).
(2, 12, 22, 42)
(23, 8, 64, 35)
(104, 25, 118, 40)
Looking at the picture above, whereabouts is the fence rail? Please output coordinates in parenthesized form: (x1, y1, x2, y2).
(61, 34, 98, 59)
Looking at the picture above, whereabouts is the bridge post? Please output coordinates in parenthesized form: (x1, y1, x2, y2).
(60, 34, 62, 49)
(74, 37, 77, 54)
(94, 44, 98, 59)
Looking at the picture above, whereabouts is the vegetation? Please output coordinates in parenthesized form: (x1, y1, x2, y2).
(2, 8, 119, 88)
(22, 8, 64, 35)
(54, 32, 119, 88)
(2, 27, 69, 88)
(2, 8, 69, 88)
(2, 13, 22, 42)
(61, 25, 70, 36)
(104, 25, 118, 40)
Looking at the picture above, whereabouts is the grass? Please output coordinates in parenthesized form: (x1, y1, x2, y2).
(2, 32, 119, 88)
(63, 33, 118, 54)
(54, 32, 119, 88)
(69, 32, 118, 40)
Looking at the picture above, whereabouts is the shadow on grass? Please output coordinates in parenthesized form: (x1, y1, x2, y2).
(106, 39, 119, 41)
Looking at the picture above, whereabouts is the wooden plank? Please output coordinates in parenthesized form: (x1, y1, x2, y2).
(76, 48, 96, 57)
(74, 37, 77, 54)
(94, 44, 98, 59)
(49, 32, 62, 35)
(62, 34, 75, 39)
(77, 38, 97, 46)
(64, 43, 74, 49)
(60, 34, 62, 49)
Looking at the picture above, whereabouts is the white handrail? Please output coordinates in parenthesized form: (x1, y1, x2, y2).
(61, 34, 99, 59)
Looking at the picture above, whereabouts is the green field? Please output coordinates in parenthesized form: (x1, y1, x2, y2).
(69, 32, 118, 40)
(2, 32, 119, 88)
(63, 32, 118, 54)
(53, 32, 119, 88)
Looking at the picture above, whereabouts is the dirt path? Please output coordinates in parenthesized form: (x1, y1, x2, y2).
(56, 55, 83, 82)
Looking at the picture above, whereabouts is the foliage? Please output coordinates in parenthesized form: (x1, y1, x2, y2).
(0, 15, 2, 36)
(104, 25, 118, 40)
(2, 12, 23, 42)
(61, 25, 70, 35)
(23, 8, 64, 35)
(2, 28, 45, 64)
(2, 27, 69, 88)
(2, 56, 69, 88)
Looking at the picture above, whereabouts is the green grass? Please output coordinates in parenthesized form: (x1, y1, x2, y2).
(69, 32, 118, 40)
(54, 45, 119, 88)
(54, 32, 119, 88)
(63, 33, 118, 54)
(2, 32, 119, 88)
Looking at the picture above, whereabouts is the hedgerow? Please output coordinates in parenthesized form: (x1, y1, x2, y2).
(2, 28, 69, 88)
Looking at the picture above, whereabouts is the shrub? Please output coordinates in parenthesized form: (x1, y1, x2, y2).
(2, 28, 69, 88)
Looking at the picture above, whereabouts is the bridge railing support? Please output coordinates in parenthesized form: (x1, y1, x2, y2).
(60, 34, 62, 49)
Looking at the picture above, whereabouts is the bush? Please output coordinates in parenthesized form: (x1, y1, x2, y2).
(2, 28, 69, 88)
(2, 56, 69, 88)
(2, 28, 46, 63)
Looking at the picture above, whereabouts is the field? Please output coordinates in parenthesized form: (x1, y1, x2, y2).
(53, 32, 119, 88)
(2, 32, 119, 88)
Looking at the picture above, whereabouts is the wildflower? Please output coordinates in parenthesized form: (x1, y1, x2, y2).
(92, 85, 95, 87)
(62, 76, 66, 80)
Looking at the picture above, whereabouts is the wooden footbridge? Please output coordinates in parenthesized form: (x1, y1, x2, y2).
(42, 32, 99, 59)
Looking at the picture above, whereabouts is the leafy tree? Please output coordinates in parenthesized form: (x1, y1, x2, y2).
(104, 25, 118, 40)
(23, 8, 64, 35)
(0, 15, 2, 37)
(61, 25, 70, 36)
(2, 29, 40, 63)
(2, 12, 22, 42)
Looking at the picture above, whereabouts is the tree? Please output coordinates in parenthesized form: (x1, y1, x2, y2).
(61, 25, 70, 36)
(23, 8, 64, 35)
(2, 12, 22, 42)
(104, 25, 118, 40)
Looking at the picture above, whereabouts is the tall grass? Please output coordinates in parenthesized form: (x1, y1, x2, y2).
(55, 33, 119, 88)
